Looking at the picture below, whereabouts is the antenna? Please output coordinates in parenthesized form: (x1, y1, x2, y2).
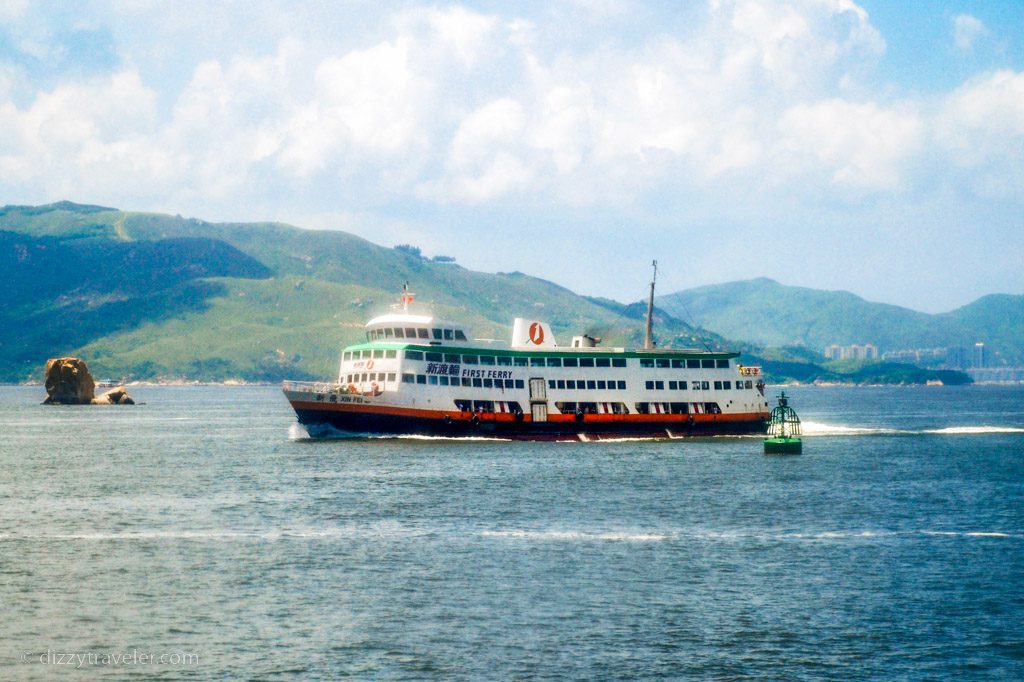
(644, 260, 657, 350)
(394, 282, 415, 311)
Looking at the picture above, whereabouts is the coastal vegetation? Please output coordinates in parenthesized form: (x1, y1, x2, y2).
(0, 202, 993, 385)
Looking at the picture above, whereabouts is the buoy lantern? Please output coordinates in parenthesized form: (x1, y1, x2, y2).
(764, 391, 802, 454)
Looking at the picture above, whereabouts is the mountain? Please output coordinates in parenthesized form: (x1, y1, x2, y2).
(0, 202, 716, 382)
(658, 278, 1024, 365)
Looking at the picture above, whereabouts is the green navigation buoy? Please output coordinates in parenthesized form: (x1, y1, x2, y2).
(764, 391, 802, 454)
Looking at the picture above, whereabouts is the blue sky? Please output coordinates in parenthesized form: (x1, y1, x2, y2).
(1, 0, 1022, 312)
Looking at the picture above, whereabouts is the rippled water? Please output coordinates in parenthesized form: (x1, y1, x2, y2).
(1, 384, 1022, 679)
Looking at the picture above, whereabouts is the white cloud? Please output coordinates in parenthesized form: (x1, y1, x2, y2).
(953, 14, 986, 52)
(777, 99, 923, 189)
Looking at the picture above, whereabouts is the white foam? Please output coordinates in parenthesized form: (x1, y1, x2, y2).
(799, 420, 898, 436)
(481, 530, 668, 542)
(924, 426, 1024, 435)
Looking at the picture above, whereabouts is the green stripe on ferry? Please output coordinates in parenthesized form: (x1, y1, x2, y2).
(343, 342, 739, 360)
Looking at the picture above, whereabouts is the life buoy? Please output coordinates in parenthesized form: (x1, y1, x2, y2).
(366, 359, 375, 370)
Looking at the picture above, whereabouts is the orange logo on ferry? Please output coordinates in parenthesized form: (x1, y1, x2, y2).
(528, 322, 544, 345)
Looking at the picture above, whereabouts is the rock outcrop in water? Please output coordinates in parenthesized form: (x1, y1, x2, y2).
(43, 357, 96, 404)
(43, 357, 134, 405)
(92, 385, 135, 405)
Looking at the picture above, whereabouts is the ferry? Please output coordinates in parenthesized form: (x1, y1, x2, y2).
(283, 275, 770, 440)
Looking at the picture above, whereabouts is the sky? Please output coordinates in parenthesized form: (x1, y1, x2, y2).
(1, 0, 1022, 313)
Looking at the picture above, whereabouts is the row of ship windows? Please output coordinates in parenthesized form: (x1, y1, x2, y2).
(406, 350, 628, 368)
(450, 400, 722, 415)
(645, 380, 756, 391)
(343, 348, 732, 370)
(366, 327, 468, 342)
(403, 374, 528, 389)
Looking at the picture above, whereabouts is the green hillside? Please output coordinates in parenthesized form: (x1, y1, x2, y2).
(0, 202, 715, 382)
(659, 278, 1022, 365)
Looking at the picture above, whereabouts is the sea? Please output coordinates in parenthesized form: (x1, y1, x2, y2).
(1, 384, 1022, 680)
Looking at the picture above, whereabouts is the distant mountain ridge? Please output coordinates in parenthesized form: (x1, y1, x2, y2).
(658, 278, 1024, 365)
(0, 201, 714, 382)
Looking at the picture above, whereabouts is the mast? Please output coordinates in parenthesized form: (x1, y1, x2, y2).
(644, 260, 657, 350)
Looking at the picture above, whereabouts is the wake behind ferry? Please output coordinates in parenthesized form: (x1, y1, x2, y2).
(283, 275, 770, 440)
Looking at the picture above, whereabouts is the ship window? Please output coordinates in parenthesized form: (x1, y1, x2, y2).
(454, 330, 467, 341)
(383, 328, 392, 338)
(426, 352, 443, 362)
(702, 359, 716, 368)
(587, 380, 596, 389)
(612, 358, 627, 368)
(656, 381, 664, 390)
(418, 329, 429, 339)
(555, 402, 577, 413)
(416, 375, 426, 384)
(387, 373, 396, 382)
(439, 376, 449, 386)
(483, 378, 493, 388)
(692, 382, 701, 391)
(702, 381, 710, 390)
(402, 373, 414, 383)
(679, 381, 688, 390)
(515, 380, 525, 389)
(359, 373, 367, 382)
(671, 359, 684, 368)
(563, 358, 578, 367)
(514, 357, 528, 367)
(432, 328, 442, 340)
(617, 380, 626, 389)
(343, 352, 351, 361)
(567, 380, 576, 389)
(472, 378, 482, 387)
(530, 357, 545, 367)
(656, 358, 670, 368)
(687, 359, 701, 368)
(705, 402, 721, 414)
(385, 350, 397, 359)
(714, 381, 723, 390)
(635, 402, 650, 414)
(455, 399, 471, 411)
(597, 380, 607, 390)
(580, 358, 594, 367)
(479, 356, 495, 365)
(402, 328, 414, 338)
(723, 381, 732, 390)
(547, 358, 561, 367)
(448, 353, 464, 363)
(428, 376, 439, 385)
(405, 350, 424, 361)
(444, 329, 454, 340)
(717, 359, 730, 369)
(505, 379, 515, 389)
(506, 401, 523, 414)
(746, 380, 753, 389)
(549, 380, 556, 389)
(497, 356, 512, 366)
(670, 402, 689, 414)
(557, 380, 566, 389)
(669, 381, 677, 390)
(473, 401, 494, 413)
(595, 358, 610, 367)
(645, 380, 654, 390)
(640, 358, 654, 368)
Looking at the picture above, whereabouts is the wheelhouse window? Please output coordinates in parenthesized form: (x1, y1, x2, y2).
(612, 358, 627, 368)
(595, 358, 610, 367)
(443, 329, 454, 340)
(701, 359, 716, 368)
(497, 356, 512, 366)
(563, 357, 579, 367)
(671, 359, 684, 368)
(480, 356, 495, 365)
(432, 328, 442, 340)
(385, 350, 397, 359)
(546, 358, 561, 367)
(580, 358, 594, 367)
(405, 350, 424, 361)
(417, 329, 429, 339)
(447, 353, 463, 363)
(640, 358, 654, 368)
(530, 357, 545, 367)
(454, 330, 468, 341)
(426, 352, 443, 362)
(514, 357, 528, 366)
(687, 359, 700, 368)
(656, 358, 670, 368)
(717, 359, 730, 369)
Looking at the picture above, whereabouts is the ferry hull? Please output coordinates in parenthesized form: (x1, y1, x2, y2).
(289, 399, 768, 441)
